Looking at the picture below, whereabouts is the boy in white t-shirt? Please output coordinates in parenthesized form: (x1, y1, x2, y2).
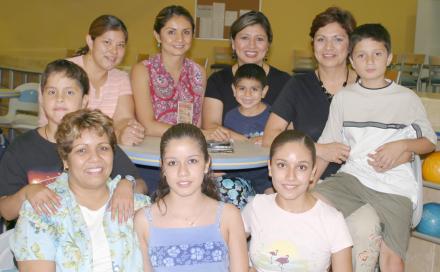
(314, 24, 437, 271)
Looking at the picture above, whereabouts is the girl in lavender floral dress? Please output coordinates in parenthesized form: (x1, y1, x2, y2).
(134, 123, 248, 271)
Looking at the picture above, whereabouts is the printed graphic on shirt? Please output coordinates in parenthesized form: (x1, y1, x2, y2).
(253, 240, 310, 271)
(28, 170, 61, 186)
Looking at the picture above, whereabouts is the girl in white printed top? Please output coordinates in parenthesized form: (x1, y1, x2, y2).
(242, 130, 353, 272)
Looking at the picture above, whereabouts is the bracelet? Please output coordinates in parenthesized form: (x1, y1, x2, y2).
(124, 175, 136, 190)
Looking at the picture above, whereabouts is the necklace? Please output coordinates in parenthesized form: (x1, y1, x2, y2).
(183, 205, 205, 227)
(316, 68, 349, 102)
(169, 200, 206, 227)
(44, 126, 51, 142)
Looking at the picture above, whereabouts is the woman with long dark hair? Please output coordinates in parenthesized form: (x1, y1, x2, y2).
(134, 123, 248, 271)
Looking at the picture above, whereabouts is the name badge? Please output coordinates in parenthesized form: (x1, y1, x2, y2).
(177, 101, 193, 124)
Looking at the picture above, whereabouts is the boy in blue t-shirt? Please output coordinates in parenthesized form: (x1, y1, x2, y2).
(216, 64, 272, 200)
(223, 63, 270, 145)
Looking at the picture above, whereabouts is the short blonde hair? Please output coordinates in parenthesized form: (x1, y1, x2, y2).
(55, 109, 116, 160)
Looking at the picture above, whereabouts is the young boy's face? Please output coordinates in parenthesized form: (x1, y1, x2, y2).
(42, 72, 88, 125)
(350, 38, 393, 88)
(232, 78, 268, 110)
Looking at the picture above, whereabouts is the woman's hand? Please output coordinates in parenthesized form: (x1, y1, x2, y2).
(118, 119, 145, 146)
(25, 184, 60, 216)
(367, 141, 408, 173)
(110, 179, 134, 224)
(209, 126, 232, 142)
(316, 143, 350, 164)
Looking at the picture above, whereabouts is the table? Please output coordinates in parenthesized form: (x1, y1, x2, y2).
(0, 88, 20, 98)
(121, 136, 269, 170)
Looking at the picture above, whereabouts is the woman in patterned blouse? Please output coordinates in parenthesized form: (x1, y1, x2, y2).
(131, 5, 207, 137)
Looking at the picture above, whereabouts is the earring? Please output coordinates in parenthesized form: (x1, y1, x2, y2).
(232, 50, 237, 60)
(157, 42, 161, 48)
(63, 166, 69, 172)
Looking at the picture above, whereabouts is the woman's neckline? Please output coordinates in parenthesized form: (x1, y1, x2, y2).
(274, 193, 318, 214)
(316, 67, 349, 90)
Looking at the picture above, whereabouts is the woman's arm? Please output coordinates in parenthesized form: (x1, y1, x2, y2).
(331, 247, 353, 272)
(113, 94, 145, 146)
(262, 113, 289, 147)
(17, 261, 55, 272)
(202, 97, 224, 130)
(130, 62, 172, 137)
(315, 143, 351, 164)
(134, 208, 153, 272)
(0, 184, 60, 221)
(222, 204, 249, 272)
(195, 63, 207, 128)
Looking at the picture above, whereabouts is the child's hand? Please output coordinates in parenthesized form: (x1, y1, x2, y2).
(210, 126, 232, 142)
(110, 179, 134, 224)
(317, 143, 350, 164)
(119, 119, 145, 146)
(367, 141, 407, 172)
(25, 183, 60, 216)
(249, 136, 263, 145)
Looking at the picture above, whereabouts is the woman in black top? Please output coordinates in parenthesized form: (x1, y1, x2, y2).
(263, 7, 358, 179)
(202, 11, 290, 140)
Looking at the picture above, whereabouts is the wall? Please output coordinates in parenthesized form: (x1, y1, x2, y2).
(415, 0, 440, 57)
(0, 0, 418, 73)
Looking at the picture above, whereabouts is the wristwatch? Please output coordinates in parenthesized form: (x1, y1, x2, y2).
(124, 175, 136, 190)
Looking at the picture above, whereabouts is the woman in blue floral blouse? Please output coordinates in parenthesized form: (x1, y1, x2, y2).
(11, 109, 150, 272)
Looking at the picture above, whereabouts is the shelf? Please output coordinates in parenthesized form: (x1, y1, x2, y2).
(412, 231, 440, 245)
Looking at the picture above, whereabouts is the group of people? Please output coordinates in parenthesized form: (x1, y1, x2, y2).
(0, 4, 437, 272)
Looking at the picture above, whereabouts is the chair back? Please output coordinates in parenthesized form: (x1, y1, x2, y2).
(213, 47, 233, 65)
(393, 53, 425, 91)
(1, 83, 39, 133)
(193, 57, 209, 70)
(292, 49, 316, 74)
(427, 55, 440, 91)
(11, 83, 39, 115)
(0, 229, 15, 270)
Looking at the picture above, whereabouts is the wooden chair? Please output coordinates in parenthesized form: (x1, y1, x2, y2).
(292, 49, 316, 74)
(193, 57, 209, 70)
(427, 55, 440, 92)
(210, 47, 233, 73)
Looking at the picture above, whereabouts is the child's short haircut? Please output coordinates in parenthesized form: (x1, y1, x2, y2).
(40, 59, 90, 95)
(350, 23, 391, 55)
(232, 63, 268, 88)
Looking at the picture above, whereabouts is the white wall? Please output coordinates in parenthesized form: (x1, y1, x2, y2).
(415, 0, 440, 58)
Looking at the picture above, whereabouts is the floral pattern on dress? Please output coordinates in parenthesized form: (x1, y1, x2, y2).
(11, 173, 150, 272)
(145, 54, 204, 125)
(149, 241, 228, 268)
(216, 175, 256, 209)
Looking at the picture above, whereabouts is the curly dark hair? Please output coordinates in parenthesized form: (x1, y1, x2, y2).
(55, 109, 116, 161)
(309, 7, 356, 40)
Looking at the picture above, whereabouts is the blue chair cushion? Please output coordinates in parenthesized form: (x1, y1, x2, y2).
(18, 90, 38, 103)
